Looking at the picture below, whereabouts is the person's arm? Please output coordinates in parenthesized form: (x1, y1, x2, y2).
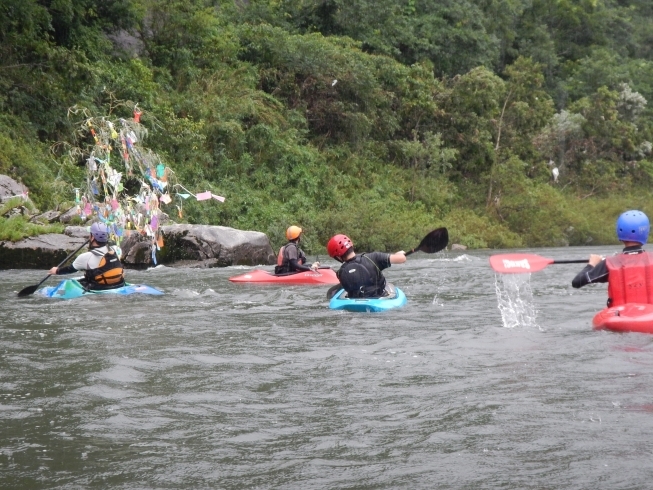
(289, 259, 313, 271)
(389, 251, 407, 264)
(572, 254, 608, 288)
(287, 245, 319, 271)
(49, 250, 92, 275)
(49, 264, 77, 275)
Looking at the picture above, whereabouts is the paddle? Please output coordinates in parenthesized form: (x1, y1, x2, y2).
(405, 227, 449, 256)
(17, 239, 89, 297)
(326, 227, 449, 298)
(489, 253, 587, 274)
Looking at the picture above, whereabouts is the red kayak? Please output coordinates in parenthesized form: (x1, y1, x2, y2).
(229, 268, 339, 285)
(593, 303, 653, 334)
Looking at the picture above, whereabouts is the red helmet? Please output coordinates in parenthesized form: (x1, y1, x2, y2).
(327, 234, 353, 258)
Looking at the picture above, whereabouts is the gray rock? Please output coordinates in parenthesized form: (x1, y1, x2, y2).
(120, 224, 276, 267)
(119, 234, 154, 267)
(59, 206, 87, 224)
(0, 223, 276, 269)
(64, 226, 90, 239)
(451, 244, 467, 251)
(30, 210, 62, 224)
(0, 233, 87, 270)
(0, 175, 28, 202)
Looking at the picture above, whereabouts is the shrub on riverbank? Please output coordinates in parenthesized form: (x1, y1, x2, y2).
(2, 1, 653, 251)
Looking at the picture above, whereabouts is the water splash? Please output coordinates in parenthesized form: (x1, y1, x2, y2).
(494, 273, 539, 329)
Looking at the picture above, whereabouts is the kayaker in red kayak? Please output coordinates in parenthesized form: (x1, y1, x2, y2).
(47, 222, 126, 290)
(572, 210, 651, 306)
(275, 225, 320, 275)
(326, 234, 406, 298)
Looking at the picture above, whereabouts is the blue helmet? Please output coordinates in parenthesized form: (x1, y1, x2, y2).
(616, 210, 649, 244)
(89, 222, 109, 243)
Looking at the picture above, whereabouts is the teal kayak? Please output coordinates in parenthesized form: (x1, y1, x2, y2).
(38, 279, 164, 299)
(329, 283, 407, 312)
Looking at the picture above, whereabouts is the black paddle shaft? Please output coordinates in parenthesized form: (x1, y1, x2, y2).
(553, 259, 589, 264)
(17, 239, 89, 297)
(405, 227, 449, 256)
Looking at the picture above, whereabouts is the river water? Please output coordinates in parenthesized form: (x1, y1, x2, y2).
(1, 246, 653, 489)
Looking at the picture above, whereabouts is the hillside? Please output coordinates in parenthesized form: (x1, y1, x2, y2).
(1, 0, 652, 251)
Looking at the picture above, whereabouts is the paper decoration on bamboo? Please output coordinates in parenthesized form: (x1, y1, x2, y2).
(69, 105, 226, 264)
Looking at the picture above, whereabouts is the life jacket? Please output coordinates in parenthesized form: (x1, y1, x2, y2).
(606, 251, 653, 306)
(84, 248, 125, 290)
(337, 254, 386, 298)
(274, 242, 306, 274)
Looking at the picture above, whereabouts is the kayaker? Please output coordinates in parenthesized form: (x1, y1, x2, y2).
(48, 222, 126, 290)
(326, 234, 406, 298)
(572, 210, 651, 305)
(275, 225, 320, 275)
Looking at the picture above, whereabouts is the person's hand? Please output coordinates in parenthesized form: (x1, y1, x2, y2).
(588, 254, 604, 267)
(48, 267, 58, 275)
(310, 261, 320, 271)
(396, 250, 406, 255)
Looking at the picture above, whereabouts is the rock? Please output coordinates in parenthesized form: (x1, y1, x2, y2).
(451, 244, 467, 251)
(119, 233, 154, 267)
(0, 233, 87, 270)
(120, 224, 276, 267)
(3, 206, 29, 218)
(30, 210, 62, 224)
(0, 175, 28, 202)
(59, 206, 87, 224)
(64, 226, 90, 239)
(0, 223, 276, 269)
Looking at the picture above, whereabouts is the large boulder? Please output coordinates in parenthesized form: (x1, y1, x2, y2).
(0, 224, 276, 270)
(0, 233, 87, 270)
(120, 224, 276, 268)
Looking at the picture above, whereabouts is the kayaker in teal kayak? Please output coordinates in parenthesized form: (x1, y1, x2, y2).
(48, 222, 126, 290)
(275, 225, 320, 275)
(326, 234, 406, 298)
(572, 210, 651, 306)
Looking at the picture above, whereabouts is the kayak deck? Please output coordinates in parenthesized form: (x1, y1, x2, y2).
(229, 268, 339, 285)
(593, 303, 653, 334)
(329, 284, 407, 312)
(38, 279, 164, 299)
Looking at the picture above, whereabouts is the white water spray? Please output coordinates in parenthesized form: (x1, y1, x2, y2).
(494, 273, 539, 329)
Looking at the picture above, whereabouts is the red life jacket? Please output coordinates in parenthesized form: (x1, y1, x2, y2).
(606, 251, 653, 306)
(275, 242, 306, 274)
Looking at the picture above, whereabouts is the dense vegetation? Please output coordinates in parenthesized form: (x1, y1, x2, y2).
(1, 0, 652, 252)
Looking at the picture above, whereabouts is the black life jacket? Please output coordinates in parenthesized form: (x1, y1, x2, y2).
(274, 242, 307, 274)
(337, 254, 386, 298)
(84, 248, 125, 290)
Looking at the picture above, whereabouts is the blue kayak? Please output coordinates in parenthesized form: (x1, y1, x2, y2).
(329, 283, 407, 312)
(38, 279, 164, 299)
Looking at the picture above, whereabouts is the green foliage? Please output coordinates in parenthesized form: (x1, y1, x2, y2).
(444, 208, 523, 249)
(439, 66, 505, 177)
(0, 215, 64, 242)
(2, 0, 653, 253)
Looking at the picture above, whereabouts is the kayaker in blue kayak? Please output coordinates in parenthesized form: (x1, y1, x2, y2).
(48, 222, 126, 290)
(326, 234, 406, 298)
(572, 210, 651, 305)
(275, 225, 320, 275)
